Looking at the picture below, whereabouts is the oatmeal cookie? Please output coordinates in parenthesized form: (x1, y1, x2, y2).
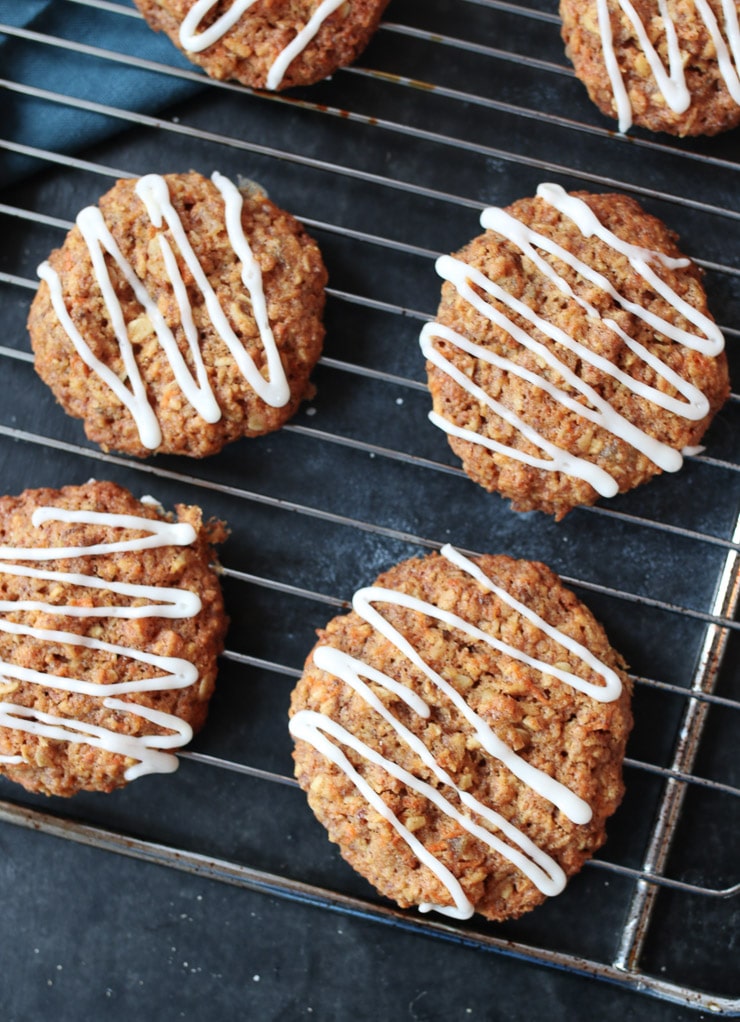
(29, 170, 327, 458)
(0, 480, 228, 797)
(560, 0, 740, 136)
(420, 183, 730, 519)
(290, 545, 632, 922)
(134, 0, 391, 91)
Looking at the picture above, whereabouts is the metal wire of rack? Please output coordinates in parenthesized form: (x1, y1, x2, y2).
(0, 0, 739, 1014)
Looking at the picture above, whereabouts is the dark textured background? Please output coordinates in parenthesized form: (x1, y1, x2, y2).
(0, 1, 738, 1018)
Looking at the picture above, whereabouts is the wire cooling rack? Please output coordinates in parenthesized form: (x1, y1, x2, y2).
(0, 0, 739, 1013)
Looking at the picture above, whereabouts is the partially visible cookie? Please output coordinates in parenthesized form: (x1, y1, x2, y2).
(0, 480, 228, 797)
(560, 0, 740, 136)
(134, 0, 391, 91)
(29, 170, 327, 458)
(290, 544, 632, 922)
(420, 183, 730, 519)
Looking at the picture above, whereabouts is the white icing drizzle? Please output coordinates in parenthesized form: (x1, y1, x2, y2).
(6, 507, 197, 559)
(290, 708, 476, 920)
(533, 183, 722, 357)
(0, 507, 203, 780)
(178, 0, 347, 90)
(421, 321, 622, 498)
(290, 544, 622, 919)
(265, 0, 347, 89)
(37, 170, 290, 451)
(180, 0, 258, 52)
(596, 0, 740, 132)
(420, 183, 724, 495)
(441, 543, 622, 701)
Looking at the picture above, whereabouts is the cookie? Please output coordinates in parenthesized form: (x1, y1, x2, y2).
(289, 544, 632, 922)
(29, 170, 327, 458)
(134, 0, 391, 91)
(420, 183, 730, 519)
(560, 0, 740, 136)
(0, 480, 228, 797)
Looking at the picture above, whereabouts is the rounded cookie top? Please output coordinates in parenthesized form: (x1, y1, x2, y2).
(560, 0, 740, 136)
(29, 170, 327, 458)
(0, 480, 228, 797)
(289, 545, 632, 922)
(420, 184, 730, 519)
(134, 0, 391, 91)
